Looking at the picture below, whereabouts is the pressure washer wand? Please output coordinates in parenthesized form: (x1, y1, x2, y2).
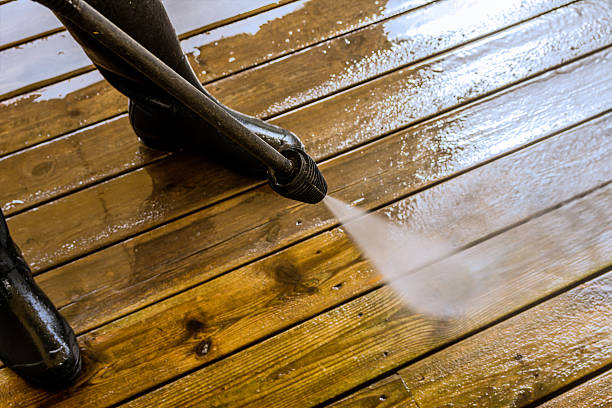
(34, 0, 327, 204)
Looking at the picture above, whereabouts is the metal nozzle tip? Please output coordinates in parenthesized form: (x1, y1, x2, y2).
(267, 147, 327, 204)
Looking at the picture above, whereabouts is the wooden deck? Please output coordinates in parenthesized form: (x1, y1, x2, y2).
(0, 0, 610, 406)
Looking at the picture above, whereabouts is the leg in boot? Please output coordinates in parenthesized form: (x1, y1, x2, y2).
(54, 0, 304, 176)
(0, 209, 81, 389)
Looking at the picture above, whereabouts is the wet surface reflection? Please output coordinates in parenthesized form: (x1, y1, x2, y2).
(215, 0, 572, 117)
(0, 0, 312, 98)
(0, 0, 609, 403)
(0, 0, 428, 153)
(2, 1, 610, 271)
(19, 51, 612, 327)
(277, 0, 611, 160)
(0, 0, 61, 49)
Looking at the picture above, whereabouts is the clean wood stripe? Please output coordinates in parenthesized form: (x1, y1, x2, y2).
(396, 274, 612, 407)
(4, 3, 611, 275)
(326, 375, 418, 407)
(118, 196, 612, 408)
(0, 0, 579, 216)
(0, 115, 609, 407)
(20, 51, 612, 337)
(0, 0, 430, 100)
(537, 369, 612, 408)
(0, 0, 567, 158)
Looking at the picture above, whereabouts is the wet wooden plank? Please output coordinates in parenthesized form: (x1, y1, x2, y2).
(0, 0, 579, 217)
(0, 0, 568, 158)
(0, 0, 582, 217)
(0, 117, 610, 407)
(0, 0, 299, 98)
(397, 279, 612, 407)
(4, 2, 610, 273)
(0, 0, 295, 51)
(0, 111, 612, 405)
(0, 0, 62, 51)
(213, 0, 574, 118)
(0, 0, 430, 100)
(28, 53, 612, 335)
(538, 369, 612, 408)
(119, 195, 612, 408)
(326, 375, 418, 408)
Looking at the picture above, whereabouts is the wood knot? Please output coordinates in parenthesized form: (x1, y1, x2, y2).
(195, 340, 211, 357)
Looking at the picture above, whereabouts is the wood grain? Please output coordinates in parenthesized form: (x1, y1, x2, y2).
(0, 0, 569, 158)
(3, 3, 610, 273)
(118, 196, 612, 408)
(538, 369, 612, 408)
(326, 375, 418, 408)
(397, 277, 612, 407)
(29, 58, 612, 337)
(0, 115, 608, 406)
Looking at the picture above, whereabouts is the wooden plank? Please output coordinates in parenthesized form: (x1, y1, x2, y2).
(212, 0, 574, 118)
(3, 2, 610, 272)
(0, 0, 579, 216)
(118, 195, 612, 408)
(0, 0, 430, 100)
(27, 54, 612, 336)
(0, 0, 433, 157)
(0, 0, 583, 216)
(0, 0, 299, 98)
(538, 369, 612, 408)
(326, 375, 418, 408)
(0, 0, 62, 51)
(0, 0, 296, 51)
(396, 280, 612, 407)
(0, 118, 610, 406)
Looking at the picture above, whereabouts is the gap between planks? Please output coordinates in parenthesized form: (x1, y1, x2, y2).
(0, 112, 608, 406)
(3, 1, 610, 277)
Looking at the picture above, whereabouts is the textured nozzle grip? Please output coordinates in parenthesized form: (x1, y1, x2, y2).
(268, 147, 327, 204)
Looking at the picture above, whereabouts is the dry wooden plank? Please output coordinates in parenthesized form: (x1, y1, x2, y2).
(118, 195, 612, 408)
(28, 54, 612, 336)
(0, 0, 579, 216)
(3, 2, 610, 273)
(397, 280, 612, 407)
(0, 0, 430, 100)
(326, 375, 418, 408)
(0, 120, 610, 407)
(538, 369, 612, 408)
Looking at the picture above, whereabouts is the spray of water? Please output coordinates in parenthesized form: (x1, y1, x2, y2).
(324, 196, 495, 318)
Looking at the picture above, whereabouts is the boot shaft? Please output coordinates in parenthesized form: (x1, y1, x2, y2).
(55, 0, 202, 100)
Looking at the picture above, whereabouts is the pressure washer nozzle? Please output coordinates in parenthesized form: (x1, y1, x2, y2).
(267, 147, 327, 204)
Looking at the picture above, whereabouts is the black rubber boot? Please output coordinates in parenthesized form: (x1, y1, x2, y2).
(54, 0, 303, 175)
(0, 210, 81, 389)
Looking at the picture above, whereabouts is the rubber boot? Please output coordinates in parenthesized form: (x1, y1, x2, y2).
(54, 0, 303, 175)
(0, 210, 81, 389)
